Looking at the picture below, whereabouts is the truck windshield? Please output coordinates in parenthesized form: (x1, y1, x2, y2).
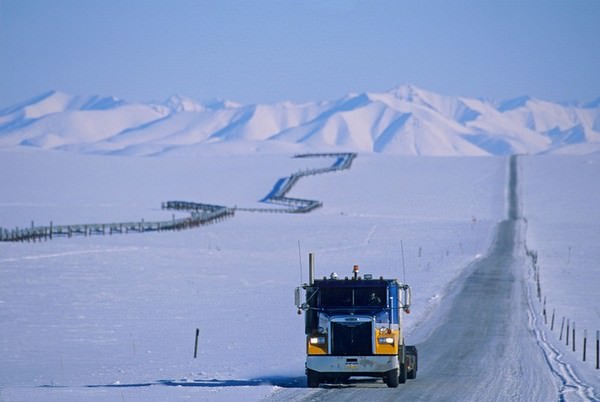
(319, 286, 386, 308)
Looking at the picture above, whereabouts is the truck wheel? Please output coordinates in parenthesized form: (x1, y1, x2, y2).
(385, 368, 399, 388)
(307, 370, 320, 388)
(398, 362, 407, 384)
(406, 345, 418, 379)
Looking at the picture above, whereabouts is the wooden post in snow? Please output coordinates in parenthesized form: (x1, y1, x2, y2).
(560, 317, 565, 340)
(194, 328, 199, 359)
(596, 331, 600, 370)
(583, 329, 587, 362)
(543, 297, 547, 325)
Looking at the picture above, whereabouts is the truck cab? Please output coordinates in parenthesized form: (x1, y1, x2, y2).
(295, 257, 417, 388)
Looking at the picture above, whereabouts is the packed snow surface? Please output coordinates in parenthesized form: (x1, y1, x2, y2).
(1, 148, 599, 401)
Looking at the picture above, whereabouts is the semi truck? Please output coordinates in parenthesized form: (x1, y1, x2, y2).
(294, 253, 417, 388)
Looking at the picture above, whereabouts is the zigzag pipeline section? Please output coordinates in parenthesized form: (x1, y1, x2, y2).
(237, 152, 356, 213)
(0, 153, 356, 242)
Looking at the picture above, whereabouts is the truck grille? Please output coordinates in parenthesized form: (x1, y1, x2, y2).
(331, 321, 372, 356)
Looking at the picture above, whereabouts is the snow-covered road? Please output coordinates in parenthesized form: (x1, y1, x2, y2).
(269, 156, 598, 401)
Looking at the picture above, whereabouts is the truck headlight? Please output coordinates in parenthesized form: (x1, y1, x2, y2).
(378, 337, 394, 345)
(309, 336, 326, 345)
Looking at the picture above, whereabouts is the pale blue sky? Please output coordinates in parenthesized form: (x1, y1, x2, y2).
(1, 0, 599, 109)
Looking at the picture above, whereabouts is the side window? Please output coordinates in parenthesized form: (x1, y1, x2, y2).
(355, 287, 386, 306)
(320, 288, 353, 307)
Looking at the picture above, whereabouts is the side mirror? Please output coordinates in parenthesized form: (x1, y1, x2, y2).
(400, 284, 411, 313)
(294, 287, 303, 309)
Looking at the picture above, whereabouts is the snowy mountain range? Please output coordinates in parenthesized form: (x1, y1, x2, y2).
(1, 85, 599, 156)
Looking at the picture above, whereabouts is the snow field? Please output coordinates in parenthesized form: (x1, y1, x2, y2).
(1, 150, 599, 400)
(521, 155, 600, 383)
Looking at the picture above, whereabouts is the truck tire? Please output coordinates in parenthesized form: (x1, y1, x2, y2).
(406, 345, 418, 379)
(398, 362, 407, 384)
(407, 365, 417, 379)
(385, 368, 399, 388)
(307, 370, 320, 388)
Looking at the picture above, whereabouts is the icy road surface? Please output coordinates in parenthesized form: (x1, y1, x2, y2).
(269, 156, 596, 402)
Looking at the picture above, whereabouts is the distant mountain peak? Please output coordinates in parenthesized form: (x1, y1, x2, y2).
(387, 84, 431, 101)
(0, 90, 127, 119)
(163, 95, 205, 113)
(203, 98, 242, 110)
(0, 90, 56, 115)
(15, 90, 75, 118)
(497, 95, 534, 112)
(1, 86, 598, 156)
(79, 95, 125, 111)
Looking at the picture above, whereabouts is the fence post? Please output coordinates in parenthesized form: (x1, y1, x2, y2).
(560, 317, 565, 341)
(550, 309, 555, 331)
(543, 297, 547, 324)
(596, 331, 600, 370)
(572, 322, 576, 352)
(194, 328, 199, 358)
(583, 329, 587, 362)
(566, 319, 570, 346)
